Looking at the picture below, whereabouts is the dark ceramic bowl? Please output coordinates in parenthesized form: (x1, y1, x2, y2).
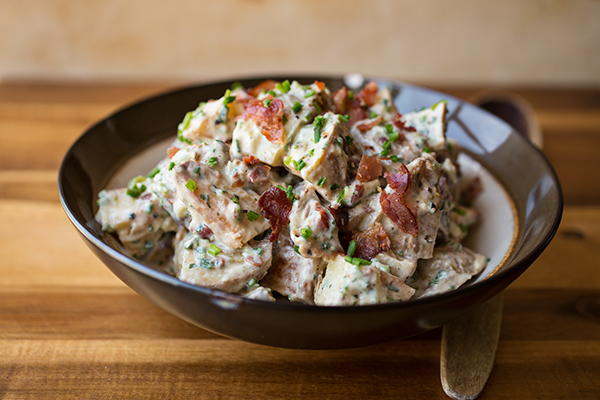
(58, 75, 562, 349)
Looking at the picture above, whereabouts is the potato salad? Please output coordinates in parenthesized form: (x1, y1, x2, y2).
(96, 79, 487, 305)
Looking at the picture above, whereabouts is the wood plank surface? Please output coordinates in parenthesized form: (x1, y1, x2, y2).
(0, 83, 599, 399)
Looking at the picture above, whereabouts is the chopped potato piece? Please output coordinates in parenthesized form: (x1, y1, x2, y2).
(401, 100, 448, 151)
(174, 230, 272, 292)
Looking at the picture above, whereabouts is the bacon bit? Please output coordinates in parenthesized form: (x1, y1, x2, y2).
(385, 165, 410, 193)
(258, 187, 292, 241)
(393, 112, 416, 132)
(348, 103, 368, 126)
(248, 164, 271, 183)
(242, 98, 285, 143)
(231, 180, 244, 188)
(332, 87, 349, 114)
(167, 147, 180, 158)
(197, 225, 213, 239)
(357, 81, 379, 107)
(243, 155, 260, 166)
(247, 80, 278, 97)
(357, 155, 382, 182)
(316, 206, 330, 230)
(357, 116, 383, 132)
(350, 184, 364, 204)
(380, 166, 418, 236)
(353, 223, 391, 260)
(314, 80, 326, 91)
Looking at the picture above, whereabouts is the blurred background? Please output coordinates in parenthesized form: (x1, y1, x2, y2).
(0, 0, 598, 86)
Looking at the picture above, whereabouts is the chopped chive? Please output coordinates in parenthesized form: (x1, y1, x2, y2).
(304, 89, 316, 98)
(300, 228, 312, 239)
(284, 185, 294, 202)
(168, 161, 175, 171)
(283, 155, 293, 166)
(422, 147, 433, 153)
(247, 211, 260, 221)
(347, 90, 354, 100)
(313, 115, 326, 143)
(344, 256, 371, 266)
(380, 140, 392, 156)
(292, 101, 302, 113)
(267, 90, 277, 97)
(207, 157, 218, 167)
(385, 124, 394, 134)
(293, 159, 306, 171)
(207, 244, 222, 256)
(263, 98, 272, 107)
(147, 167, 160, 178)
(230, 81, 243, 90)
(223, 89, 236, 105)
(335, 187, 346, 203)
(345, 135, 353, 144)
(185, 179, 197, 191)
(368, 111, 378, 119)
(317, 176, 326, 186)
(293, 245, 300, 254)
(330, 183, 339, 190)
(339, 114, 350, 122)
(231, 195, 240, 204)
(347, 240, 357, 257)
(431, 99, 448, 110)
(390, 155, 403, 163)
(276, 80, 291, 93)
(126, 176, 146, 198)
(177, 134, 192, 144)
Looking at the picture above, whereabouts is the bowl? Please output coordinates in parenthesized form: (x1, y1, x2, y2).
(58, 75, 562, 349)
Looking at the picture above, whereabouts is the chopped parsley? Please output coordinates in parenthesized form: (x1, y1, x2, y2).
(247, 210, 261, 221)
(276, 80, 291, 93)
(313, 115, 326, 143)
(147, 167, 160, 178)
(317, 176, 326, 186)
(292, 101, 302, 113)
(185, 179, 197, 191)
(207, 244, 222, 256)
(300, 228, 312, 239)
(347, 240, 357, 257)
(207, 157, 218, 167)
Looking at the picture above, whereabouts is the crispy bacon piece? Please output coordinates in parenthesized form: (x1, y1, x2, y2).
(247, 80, 278, 97)
(243, 155, 260, 166)
(380, 166, 418, 236)
(258, 187, 292, 241)
(357, 81, 379, 107)
(333, 87, 350, 114)
(314, 80, 326, 91)
(316, 205, 330, 230)
(242, 97, 285, 143)
(393, 112, 416, 132)
(167, 147, 180, 158)
(357, 155, 382, 182)
(333, 86, 369, 125)
(356, 116, 383, 132)
(248, 164, 271, 183)
(353, 223, 391, 260)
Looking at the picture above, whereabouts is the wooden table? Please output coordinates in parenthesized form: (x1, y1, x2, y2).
(1, 83, 598, 399)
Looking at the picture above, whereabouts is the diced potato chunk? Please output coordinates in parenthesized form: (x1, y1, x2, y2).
(95, 188, 176, 260)
(314, 255, 415, 306)
(286, 112, 349, 203)
(231, 118, 287, 166)
(288, 183, 342, 258)
(174, 231, 272, 292)
(261, 231, 325, 303)
(401, 100, 448, 151)
(409, 245, 487, 298)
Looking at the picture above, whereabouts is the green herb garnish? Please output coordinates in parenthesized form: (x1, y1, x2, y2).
(207, 244, 222, 256)
(263, 98, 272, 107)
(276, 80, 291, 93)
(247, 211, 260, 221)
(185, 179, 197, 191)
(147, 167, 160, 178)
(168, 161, 175, 170)
(347, 240, 357, 257)
(301, 228, 312, 239)
(292, 101, 302, 113)
(313, 115, 326, 143)
(207, 157, 218, 167)
(317, 176, 326, 186)
(223, 89, 236, 106)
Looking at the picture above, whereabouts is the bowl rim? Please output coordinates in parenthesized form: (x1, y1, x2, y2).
(58, 74, 564, 312)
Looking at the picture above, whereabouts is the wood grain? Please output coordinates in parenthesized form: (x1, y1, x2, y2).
(0, 83, 599, 400)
